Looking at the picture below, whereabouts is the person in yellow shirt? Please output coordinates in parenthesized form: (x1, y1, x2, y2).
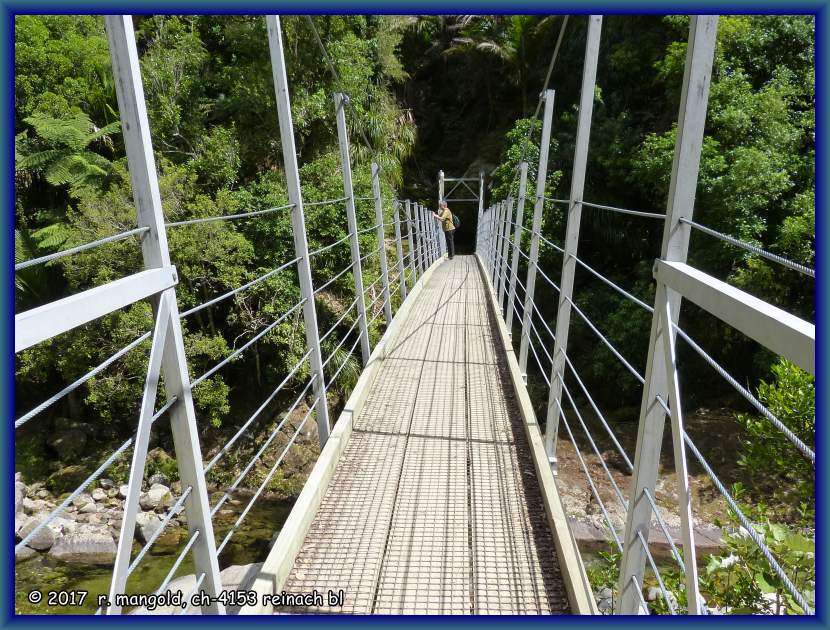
(432, 200, 456, 260)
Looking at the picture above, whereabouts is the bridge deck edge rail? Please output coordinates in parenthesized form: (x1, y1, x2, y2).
(473, 254, 598, 615)
(239, 258, 444, 615)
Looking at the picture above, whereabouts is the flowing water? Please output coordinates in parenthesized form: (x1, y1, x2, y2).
(15, 495, 293, 615)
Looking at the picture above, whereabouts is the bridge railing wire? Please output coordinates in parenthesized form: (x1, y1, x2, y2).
(15, 226, 150, 272)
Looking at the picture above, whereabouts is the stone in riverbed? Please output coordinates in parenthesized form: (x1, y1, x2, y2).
(48, 529, 116, 565)
(15, 481, 26, 532)
(91, 488, 108, 502)
(79, 502, 100, 514)
(47, 419, 93, 459)
(140, 485, 173, 511)
(72, 493, 94, 509)
(15, 545, 38, 563)
(46, 465, 88, 495)
(135, 512, 161, 543)
(45, 516, 77, 536)
(35, 489, 50, 499)
(17, 516, 55, 551)
(107, 488, 118, 499)
(148, 473, 170, 487)
(22, 497, 50, 515)
(118, 485, 130, 500)
(99, 478, 115, 490)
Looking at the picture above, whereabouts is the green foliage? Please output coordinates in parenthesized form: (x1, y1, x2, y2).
(14, 16, 113, 123)
(17, 111, 120, 192)
(736, 360, 815, 517)
(704, 497, 815, 614)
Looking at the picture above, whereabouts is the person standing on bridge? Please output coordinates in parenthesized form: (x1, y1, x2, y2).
(433, 200, 456, 260)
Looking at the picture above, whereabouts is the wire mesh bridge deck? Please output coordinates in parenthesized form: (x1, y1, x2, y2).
(279, 257, 568, 614)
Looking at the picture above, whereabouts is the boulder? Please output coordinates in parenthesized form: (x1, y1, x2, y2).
(14, 481, 26, 532)
(135, 512, 162, 544)
(15, 545, 38, 563)
(72, 493, 94, 508)
(22, 498, 50, 515)
(48, 529, 116, 565)
(17, 516, 55, 551)
(99, 478, 116, 490)
(107, 488, 119, 499)
(91, 488, 108, 502)
(35, 489, 50, 499)
(79, 502, 100, 514)
(46, 465, 88, 495)
(87, 513, 106, 526)
(140, 485, 173, 511)
(148, 473, 171, 487)
(118, 485, 130, 500)
(47, 419, 93, 459)
(44, 516, 77, 537)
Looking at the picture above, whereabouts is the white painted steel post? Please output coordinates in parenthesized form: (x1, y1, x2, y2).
(334, 92, 371, 365)
(487, 203, 499, 284)
(415, 203, 426, 275)
(372, 162, 393, 325)
(477, 170, 485, 253)
(496, 201, 507, 291)
(518, 89, 556, 376)
(439, 169, 445, 206)
(393, 200, 408, 300)
(498, 198, 514, 311)
(426, 205, 437, 264)
(404, 199, 418, 285)
(506, 162, 529, 330)
(490, 202, 500, 287)
(268, 16, 331, 446)
(617, 15, 718, 615)
(105, 15, 224, 614)
(414, 203, 423, 271)
(433, 206, 442, 261)
(545, 15, 603, 459)
(485, 206, 496, 278)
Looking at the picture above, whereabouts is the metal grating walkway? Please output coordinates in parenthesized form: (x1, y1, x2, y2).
(281, 256, 569, 614)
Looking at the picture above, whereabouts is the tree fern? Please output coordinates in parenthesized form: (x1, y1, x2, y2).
(17, 111, 121, 192)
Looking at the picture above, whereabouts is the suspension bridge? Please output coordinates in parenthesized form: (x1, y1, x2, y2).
(13, 14, 815, 616)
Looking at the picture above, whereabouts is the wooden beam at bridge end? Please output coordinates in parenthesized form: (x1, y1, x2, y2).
(475, 254, 598, 615)
(240, 258, 444, 615)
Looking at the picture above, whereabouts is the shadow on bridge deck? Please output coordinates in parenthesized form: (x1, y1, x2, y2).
(247, 256, 585, 614)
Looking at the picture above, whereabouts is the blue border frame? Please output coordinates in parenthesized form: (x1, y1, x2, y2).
(3, 2, 826, 628)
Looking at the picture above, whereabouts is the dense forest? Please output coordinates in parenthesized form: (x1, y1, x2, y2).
(14, 14, 815, 614)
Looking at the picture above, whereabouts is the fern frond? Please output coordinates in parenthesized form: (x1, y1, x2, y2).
(24, 112, 90, 151)
(32, 222, 72, 251)
(17, 149, 64, 172)
(86, 120, 121, 147)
